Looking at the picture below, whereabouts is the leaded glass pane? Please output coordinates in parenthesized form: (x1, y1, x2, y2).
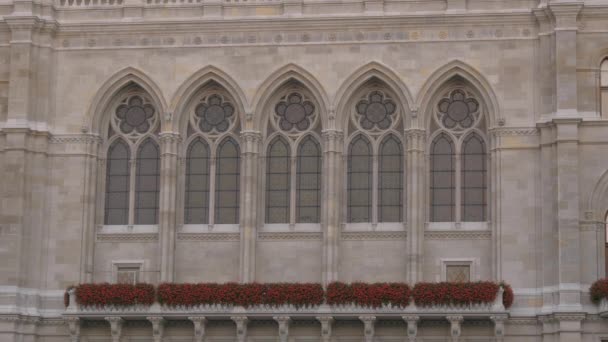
(266, 137, 290, 223)
(135, 139, 160, 224)
(430, 134, 455, 222)
(185, 139, 210, 224)
(379, 135, 403, 222)
(297, 136, 321, 223)
(215, 138, 240, 224)
(105, 139, 130, 225)
(461, 133, 486, 222)
(348, 135, 372, 222)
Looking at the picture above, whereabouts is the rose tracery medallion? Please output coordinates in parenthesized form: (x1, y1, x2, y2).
(436, 89, 480, 131)
(193, 94, 236, 134)
(354, 90, 397, 132)
(113, 95, 157, 138)
(274, 92, 316, 133)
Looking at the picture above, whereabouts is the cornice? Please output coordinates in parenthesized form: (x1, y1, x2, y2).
(177, 232, 240, 241)
(341, 231, 406, 240)
(258, 232, 322, 240)
(424, 230, 491, 240)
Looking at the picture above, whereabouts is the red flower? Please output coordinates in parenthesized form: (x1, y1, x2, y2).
(75, 283, 154, 307)
(590, 279, 608, 304)
(327, 282, 410, 308)
(412, 282, 499, 307)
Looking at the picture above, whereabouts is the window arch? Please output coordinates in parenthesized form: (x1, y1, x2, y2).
(215, 137, 240, 224)
(296, 135, 321, 223)
(184, 138, 211, 224)
(378, 134, 403, 222)
(266, 136, 291, 223)
(461, 133, 487, 221)
(601, 58, 608, 117)
(430, 133, 455, 222)
(103, 88, 160, 226)
(348, 134, 372, 223)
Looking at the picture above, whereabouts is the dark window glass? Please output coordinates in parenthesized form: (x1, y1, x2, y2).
(185, 138, 210, 224)
(215, 137, 240, 224)
(461, 133, 486, 221)
(105, 139, 130, 225)
(430, 133, 455, 222)
(348, 135, 372, 222)
(266, 136, 291, 223)
(296, 136, 321, 223)
(379, 135, 403, 222)
(135, 139, 160, 224)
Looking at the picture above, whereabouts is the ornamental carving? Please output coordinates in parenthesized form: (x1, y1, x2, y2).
(193, 94, 236, 134)
(273, 92, 316, 134)
(353, 90, 398, 133)
(112, 95, 158, 139)
(435, 89, 480, 132)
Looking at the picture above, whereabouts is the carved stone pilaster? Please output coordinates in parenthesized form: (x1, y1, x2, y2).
(321, 129, 344, 153)
(188, 316, 207, 342)
(273, 316, 290, 342)
(105, 317, 123, 342)
(147, 317, 165, 342)
(231, 316, 248, 342)
(490, 315, 508, 342)
(240, 130, 262, 154)
(64, 317, 80, 342)
(446, 315, 463, 342)
(402, 315, 419, 342)
(359, 315, 376, 342)
(316, 316, 333, 342)
(404, 128, 425, 152)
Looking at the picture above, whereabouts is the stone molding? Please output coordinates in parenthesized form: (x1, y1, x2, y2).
(177, 232, 240, 241)
(341, 231, 406, 240)
(258, 232, 322, 241)
(96, 233, 159, 242)
(424, 230, 491, 240)
(489, 127, 539, 136)
(49, 134, 103, 145)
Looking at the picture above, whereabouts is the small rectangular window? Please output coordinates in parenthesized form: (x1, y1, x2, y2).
(446, 265, 470, 282)
(113, 261, 143, 284)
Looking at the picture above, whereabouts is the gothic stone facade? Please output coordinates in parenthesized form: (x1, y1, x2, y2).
(2, 0, 608, 341)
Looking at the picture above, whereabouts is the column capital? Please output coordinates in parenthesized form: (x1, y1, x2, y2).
(359, 316, 376, 342)
(240, 130, 262, 154)
(402, 315, 419, 342)
(548, 2, 582, 30)
(446, 315, 463, 342)
(104, 317, 123, 342)
(316, 316, 333, 342)
(188, 316, 207, 342)
(321, 129, 344, 153)
(231, 316, 248, 342)
(64, 317, 80, 342)
(273, 316, 291, 342)
(146, 317, 165, 342)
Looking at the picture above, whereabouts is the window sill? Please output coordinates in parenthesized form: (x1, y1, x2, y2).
(181, 224, 240, 233)
(97, 225, 159, 234)
(343, 222, 405, 232)
(425, 222, 488, 231)
(261, 223, 321, 232)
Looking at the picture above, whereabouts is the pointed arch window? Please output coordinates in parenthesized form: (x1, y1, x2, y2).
(266, 136, 291, 223)
(296, 136, 321, 223)
(105, 139, 131, 225)
(602, 58, 608, 118)
(185, 138, 210, 224)
(215, 137, 240, 224)
(461, 133, 487, 221)
(379, 134, 403, 222)
(430, 133, 455, 222)
(348, 135, 372, 223)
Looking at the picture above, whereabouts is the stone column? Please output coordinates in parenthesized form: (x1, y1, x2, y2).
(105, 317, 123, 342)
(405, 128, 425, 283)
(359, 316, 375, 342)
(239, 131, 261, 283)
(555, 313, 585, 342)
(549, 2, 582, 118)
(402, 315, 419, 342)
(65, 317, 80, 342)
(321, 129, 343, 285)
(159, 132, 180, 282)
(231, 316, 248, 342)
(274, 316, 290, 342)
(147, 317, 165, 342)
(554, 119, 582, 310)
(446, 315, 463, 342)
(188, 316, 207, 342)
(81, 135, 101, 283)
(316, 316, 333, 342)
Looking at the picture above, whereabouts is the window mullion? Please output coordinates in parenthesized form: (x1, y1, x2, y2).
(209, 156, 217, 227)
(128, 154, 136, 225)
(290, 155, 296, 227)
(372, 151, 379, 227)
(455, 150, 462, 223)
